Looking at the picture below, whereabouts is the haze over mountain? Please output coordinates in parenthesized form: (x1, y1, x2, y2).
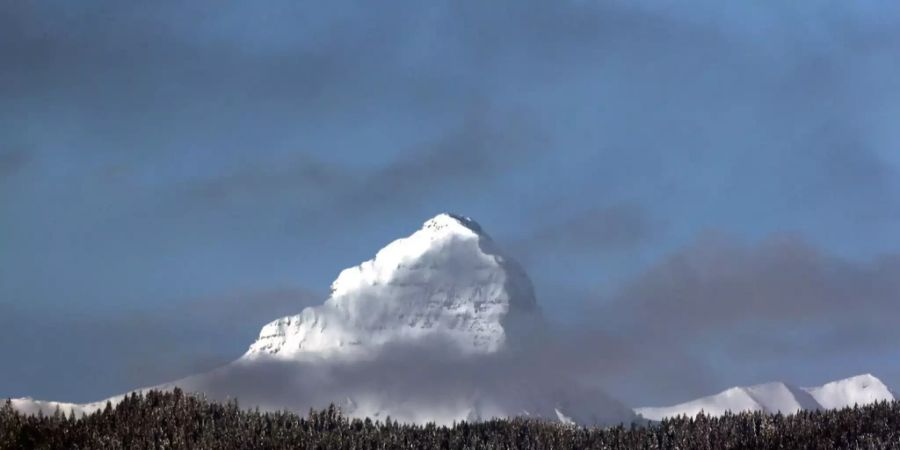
(10, 214, 634, 425)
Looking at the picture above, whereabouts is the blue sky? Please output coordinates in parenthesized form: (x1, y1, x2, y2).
(2, 0, 900, 406)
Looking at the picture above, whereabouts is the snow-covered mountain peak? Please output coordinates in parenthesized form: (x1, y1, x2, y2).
(816, 373, 880, 390)
(805, 374, 894, 410)
(328, 213, 495, 299)
(245, 213, 539, 360)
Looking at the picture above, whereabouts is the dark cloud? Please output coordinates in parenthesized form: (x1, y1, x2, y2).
(609, 234, 899, 331)
(176, 103, 543, 229)
(333, 106, 544, 215)
(183, 155, 351, 207)
(512, 204, 658, 263)
(591, 233, 900, 404)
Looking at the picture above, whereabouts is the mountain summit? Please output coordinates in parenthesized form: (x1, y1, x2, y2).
(805, 374, 896, 410)
(245, 213, 539, 360)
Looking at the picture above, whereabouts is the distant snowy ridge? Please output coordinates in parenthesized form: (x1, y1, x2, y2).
(9, 392, 134, 419)
(10, 398, 96, 418)
(635, 374, 895, 421)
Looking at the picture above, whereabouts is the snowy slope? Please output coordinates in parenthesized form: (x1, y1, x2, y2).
(10, 214, 634, 426)
(636, 374, 895, 420)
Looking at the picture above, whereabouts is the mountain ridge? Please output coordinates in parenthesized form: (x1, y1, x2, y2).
(635, 374, 895, 421)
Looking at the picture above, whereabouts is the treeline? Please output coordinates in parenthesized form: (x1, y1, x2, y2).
(2, 389, 900, 449)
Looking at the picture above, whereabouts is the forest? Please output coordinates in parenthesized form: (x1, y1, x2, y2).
(3, 389, 900, 449)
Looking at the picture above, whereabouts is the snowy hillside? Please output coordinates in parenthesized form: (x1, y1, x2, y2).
(636, 374, 895, 420)
(806, 374, 896, 410)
